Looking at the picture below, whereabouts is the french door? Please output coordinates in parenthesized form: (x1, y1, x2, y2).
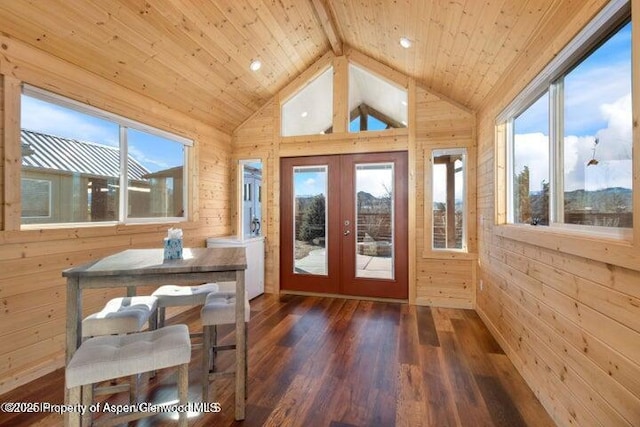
(280, 152, 408, 299)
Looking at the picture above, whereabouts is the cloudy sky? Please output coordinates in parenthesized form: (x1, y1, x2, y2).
(294, 166, 328, 198)
(514, 21, 632, 193)
(293, 164, 393, 199)
(21, 95, 183, 172)
(433, 161, 464, 204)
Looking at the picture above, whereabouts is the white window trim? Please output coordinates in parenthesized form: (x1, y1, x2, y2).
(23, 85, 193, 146)
(21, 85, 191, 227)
(431, 148, 468, 253)
(497, 0, 632, 240)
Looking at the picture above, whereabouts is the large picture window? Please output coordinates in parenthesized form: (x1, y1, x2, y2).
(20, 86, 191, 226)
(501, 1, 631, 234)
(560, 21, 632, 228)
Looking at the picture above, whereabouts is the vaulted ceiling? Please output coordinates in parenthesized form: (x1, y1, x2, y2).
(0, 0, 576, 134)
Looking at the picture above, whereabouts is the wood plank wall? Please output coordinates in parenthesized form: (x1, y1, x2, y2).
(233, 99, 278, 293)
(0, 36, 234, 394)
(476, 1, 640, 425)
(233, 51, 476, 309)
(415, 87, 476, 308)
(0, 74, 4, 229)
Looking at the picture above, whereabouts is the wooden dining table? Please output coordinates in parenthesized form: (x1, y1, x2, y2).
(62, 247, 248, 423)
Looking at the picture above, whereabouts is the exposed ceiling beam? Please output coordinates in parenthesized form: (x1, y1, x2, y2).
(310, 0, 343, 56)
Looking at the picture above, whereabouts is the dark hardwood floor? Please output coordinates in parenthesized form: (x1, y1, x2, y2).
(0, 294, 555, 426)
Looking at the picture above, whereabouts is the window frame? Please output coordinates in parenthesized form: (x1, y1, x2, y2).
(21, 84, 192, 228)
(497, 0, 633, 241)
(280, 65, 334, 137)
(237, 158, 264, 239)
(347, 62, 409, 134)
(431, 148, 468, 252)
(423, 143, 476, 260)
(505, 90, 550, 226)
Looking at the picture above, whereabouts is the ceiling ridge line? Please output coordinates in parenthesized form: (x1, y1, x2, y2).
(310, 0, 343, 56)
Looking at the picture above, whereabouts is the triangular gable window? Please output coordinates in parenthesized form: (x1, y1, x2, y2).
(281, 67, 333, 137)
(349, 64, 407, 132)
(349, 103, 404, 132)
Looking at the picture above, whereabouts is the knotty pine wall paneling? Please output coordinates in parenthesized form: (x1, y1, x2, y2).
(415, 86, 476, 308)
(0, 36, 233, 394)
(0, 74, 4, 229)
(476, 0, 640, 425)
(232, 98, 278, 294)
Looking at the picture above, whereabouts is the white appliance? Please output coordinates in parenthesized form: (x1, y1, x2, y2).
(206, 235, 265, 300)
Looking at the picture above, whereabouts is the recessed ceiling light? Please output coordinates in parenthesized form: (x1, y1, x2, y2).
(249, 59, 262, 71)
(301, 111, 308, 118)
(400, 37, 412, 49)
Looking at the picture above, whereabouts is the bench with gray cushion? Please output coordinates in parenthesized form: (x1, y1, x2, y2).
(66, 324, 191, 427)
(200, 294, 250, 401)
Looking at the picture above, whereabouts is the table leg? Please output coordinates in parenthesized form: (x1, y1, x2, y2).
(65, 277, 81, 426)
(235, 269, 246, 420)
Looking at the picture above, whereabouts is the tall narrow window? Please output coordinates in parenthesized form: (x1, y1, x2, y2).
(432, 149, 466, 250)
(240, 160, 262, 238)
(512, 92, 549, 226)
(293, 166, 328, 276)
(355, 162, 394, 279)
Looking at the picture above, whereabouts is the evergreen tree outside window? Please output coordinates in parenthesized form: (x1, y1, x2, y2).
(512, 92, 549, 225)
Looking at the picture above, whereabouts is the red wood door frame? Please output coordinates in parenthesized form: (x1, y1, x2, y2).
(340, 151, 408, 299)
(280, 156, 341, 294)
(280, 152, 408, 299)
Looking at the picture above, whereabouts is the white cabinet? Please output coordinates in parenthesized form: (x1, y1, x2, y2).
(206, 236, 264, 300)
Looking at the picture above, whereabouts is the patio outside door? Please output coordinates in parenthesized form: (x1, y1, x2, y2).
(280, 152, 408, 299)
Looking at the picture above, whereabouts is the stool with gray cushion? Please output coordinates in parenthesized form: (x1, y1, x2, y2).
(81, 296, 159, 403)
(82, 296, 158, 338)
(66, 324, 191, 427)
(152, 282, 236, 328)
(200, 293, 250, 401)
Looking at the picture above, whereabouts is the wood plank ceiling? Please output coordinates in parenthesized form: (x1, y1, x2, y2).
(0, 0, 568, 134)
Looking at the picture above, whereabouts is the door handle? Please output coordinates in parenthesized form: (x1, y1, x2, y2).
(344, 230, 350, 236)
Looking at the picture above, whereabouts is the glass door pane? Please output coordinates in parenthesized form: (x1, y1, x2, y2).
(241, 160, 262, 238)
(354, 163, 394, 279)
(293, 166, 328, 276)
